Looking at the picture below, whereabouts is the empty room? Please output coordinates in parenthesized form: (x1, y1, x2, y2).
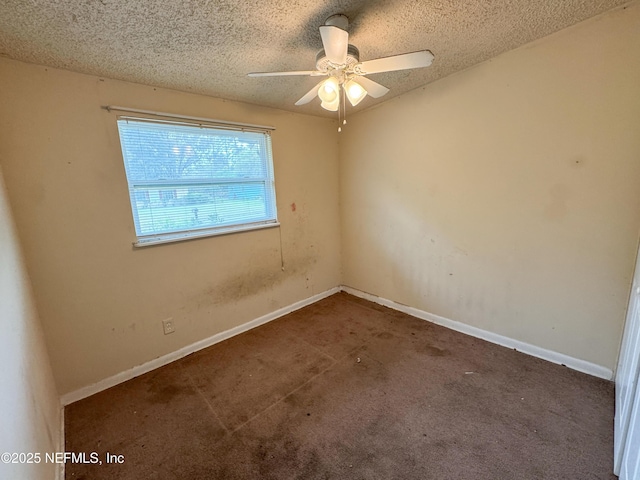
(1, 1, 640, 479)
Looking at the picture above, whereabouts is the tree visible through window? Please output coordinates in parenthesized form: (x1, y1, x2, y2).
(117, 117, 278, 246)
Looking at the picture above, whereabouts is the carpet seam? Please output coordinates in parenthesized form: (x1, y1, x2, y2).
(179, 363, 231, 435)
(230, 358, 339, 434)
(229, 335, 382, 434)
(287, 331, 343, 362)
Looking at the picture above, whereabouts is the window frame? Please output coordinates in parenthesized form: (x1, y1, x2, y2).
(115, 115, 279, 247)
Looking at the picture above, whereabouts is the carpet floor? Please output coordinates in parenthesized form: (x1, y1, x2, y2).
(65, 292, 616, 479)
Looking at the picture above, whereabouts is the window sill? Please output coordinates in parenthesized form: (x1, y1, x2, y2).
(133, 221, 280, 248)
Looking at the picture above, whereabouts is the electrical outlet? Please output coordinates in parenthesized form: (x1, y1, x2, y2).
(162, 318, 175, 335)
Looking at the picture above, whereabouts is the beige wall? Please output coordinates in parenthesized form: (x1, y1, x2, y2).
(340, 4, 640, 371)
(0, 167, 61, 479)
(0, 58, 341, 396)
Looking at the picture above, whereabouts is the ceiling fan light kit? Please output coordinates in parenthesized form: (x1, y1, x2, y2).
(318, 77, 339, 103)
(344, 79, 367, 107)
(248, 14, 434, 131)
(321, 100, 339, 112)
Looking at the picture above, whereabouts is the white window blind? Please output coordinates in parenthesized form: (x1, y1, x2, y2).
(116, 117, 278, 246)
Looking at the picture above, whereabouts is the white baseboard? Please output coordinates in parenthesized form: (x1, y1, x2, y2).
(60, 287, 340, 405)
(341, 285, 613, 380)
(61, 283, 613, 406)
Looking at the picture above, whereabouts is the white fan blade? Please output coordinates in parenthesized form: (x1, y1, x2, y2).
(295, 82, 322, 106)
(319, 25, 348, 65)
(248, 70, 324, 77)
(359, 50, 434, 75)
(353, 76, 389, 98)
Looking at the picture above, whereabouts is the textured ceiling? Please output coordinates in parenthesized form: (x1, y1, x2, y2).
(0, 0, 631, 117)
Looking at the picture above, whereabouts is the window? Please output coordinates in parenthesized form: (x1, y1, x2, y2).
(116, 117, 278, 246)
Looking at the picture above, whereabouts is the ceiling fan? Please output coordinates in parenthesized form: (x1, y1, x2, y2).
(248, 14, 435, 131)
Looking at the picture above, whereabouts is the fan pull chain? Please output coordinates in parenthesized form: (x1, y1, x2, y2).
(338, 87, 342, 132)
(342, 86, 347, 126)
(338, 84, 347, 133)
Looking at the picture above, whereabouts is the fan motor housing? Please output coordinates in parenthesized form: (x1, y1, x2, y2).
(316, 44, 360, 71)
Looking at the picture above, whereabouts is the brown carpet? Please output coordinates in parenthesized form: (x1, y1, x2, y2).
(65, 292, 615, 479)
